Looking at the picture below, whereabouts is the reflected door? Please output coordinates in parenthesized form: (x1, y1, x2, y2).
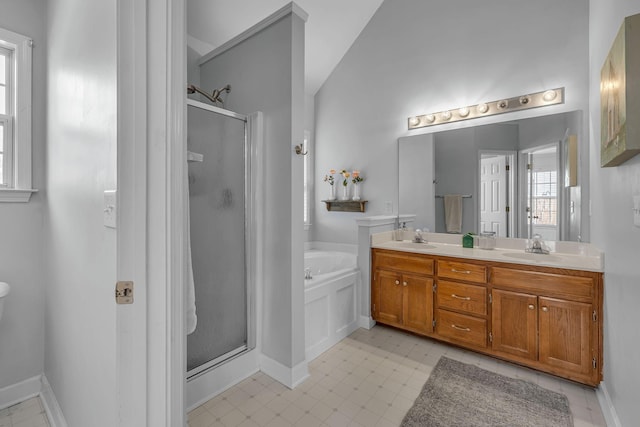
(525, 145, 559, 241)
(480, 155, 507, 236)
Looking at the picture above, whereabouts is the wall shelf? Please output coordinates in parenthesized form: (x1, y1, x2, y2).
(322, 200, 367, 213)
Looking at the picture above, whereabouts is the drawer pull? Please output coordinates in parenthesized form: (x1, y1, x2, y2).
(542, 306, 549, 312)
(451, 294, 471, 301)
(395, 280, 400, 285)
(528, 304, 535, 310)
(403, 281, 408, 287)
(451, 324, 471, 332)
(451, 268, 471, 274)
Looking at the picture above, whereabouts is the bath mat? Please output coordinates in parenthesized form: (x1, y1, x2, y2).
(401, 357, 573, 427)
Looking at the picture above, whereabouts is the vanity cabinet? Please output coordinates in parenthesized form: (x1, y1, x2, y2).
(371, 250, 434, 335)
(491, 267, 599, 383)
(370, 248, 603, 386)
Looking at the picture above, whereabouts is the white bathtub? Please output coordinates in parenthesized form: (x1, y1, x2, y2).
(304, 250, 360, 361)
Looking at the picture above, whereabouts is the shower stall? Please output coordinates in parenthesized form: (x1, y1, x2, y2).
(186, 98, 257, 380)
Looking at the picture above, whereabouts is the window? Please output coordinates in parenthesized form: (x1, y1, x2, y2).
(530, 170, 557, 226)
(303, 130, 312, 227)
(0, 27, 34, 202)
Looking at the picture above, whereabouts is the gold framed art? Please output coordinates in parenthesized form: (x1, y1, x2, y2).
(600, 13, 640, 167)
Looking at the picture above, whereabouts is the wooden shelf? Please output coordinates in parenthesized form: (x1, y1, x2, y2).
(322, 200, 367, 212)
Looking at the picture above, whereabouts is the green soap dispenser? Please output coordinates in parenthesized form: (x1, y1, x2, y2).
(462, 233, 474, 248)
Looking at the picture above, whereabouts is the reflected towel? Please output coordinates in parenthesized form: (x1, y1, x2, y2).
(444, 194, 463, 233)
(186, 159, 197, 335)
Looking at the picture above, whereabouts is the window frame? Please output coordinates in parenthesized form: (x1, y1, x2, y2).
(303, 130, 313, 229)
(0, 27, 35, 202)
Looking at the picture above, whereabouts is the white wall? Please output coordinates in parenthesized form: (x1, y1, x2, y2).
(44, 0, 118, 425)
(314, 0, 589, 244)
(199, 10, 307, 372)
(0, 0, 46, 392)
(589, 1, 640, 425)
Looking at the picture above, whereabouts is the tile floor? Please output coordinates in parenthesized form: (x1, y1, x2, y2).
(0, 397, 50, 427)
(188, 325, 606, 427)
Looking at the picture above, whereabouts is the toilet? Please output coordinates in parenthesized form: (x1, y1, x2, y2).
(0, 282, 9, 322)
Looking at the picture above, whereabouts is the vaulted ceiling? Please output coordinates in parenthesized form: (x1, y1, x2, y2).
(187, 0, 385, 95)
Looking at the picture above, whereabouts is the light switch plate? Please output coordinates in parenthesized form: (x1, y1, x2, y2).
(104, 190, 117, 228)
(384, 201, 393, 214)
(633, 195, 640, 227)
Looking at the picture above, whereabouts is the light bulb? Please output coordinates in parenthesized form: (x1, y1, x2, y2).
(477, 103, 489, 114)
(440, 111, 452, 121)
(542, 90, 557, 102)
(519, 95, 531, 105)
(497, 100, 508, 110)
(426, 114, 436, 123)
(408, 116, 421, 127)
(458, 107, 470, 117)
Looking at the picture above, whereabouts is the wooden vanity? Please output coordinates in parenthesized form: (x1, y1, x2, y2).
(371, 247, 603, 386)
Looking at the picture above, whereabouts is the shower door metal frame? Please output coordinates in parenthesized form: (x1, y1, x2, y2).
(186, 99, 256, 380)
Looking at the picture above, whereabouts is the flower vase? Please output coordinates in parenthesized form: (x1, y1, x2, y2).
(352, 184, 361, 201)
(328, 185, 336, 201)
(340, 185, 349, 200)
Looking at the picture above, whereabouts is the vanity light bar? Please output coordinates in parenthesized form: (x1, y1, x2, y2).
(407, 87, 565, 130)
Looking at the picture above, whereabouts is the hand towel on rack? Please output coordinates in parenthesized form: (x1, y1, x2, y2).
(444, 194, 463, 233)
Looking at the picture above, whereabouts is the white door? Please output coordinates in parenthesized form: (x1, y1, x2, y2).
(480, 155, 507, 236)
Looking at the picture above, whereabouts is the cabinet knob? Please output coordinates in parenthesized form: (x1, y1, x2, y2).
(403, 281, 408, 286)
(541, 306, 549, 312)
(395, 280, 400, 285)
(528, 304, 535, 310)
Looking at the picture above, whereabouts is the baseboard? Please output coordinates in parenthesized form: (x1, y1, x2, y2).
(596, 382, 621, 427)
(40, 375, 67, 427)
(259, 354, 309, 389)
(358, 315, 375, 329)
(0, 375, 41, 411)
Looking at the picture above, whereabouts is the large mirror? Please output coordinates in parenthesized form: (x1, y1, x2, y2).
(398, 111, 586, 242)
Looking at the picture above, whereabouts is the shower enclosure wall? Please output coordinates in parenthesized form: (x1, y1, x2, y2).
(186, 99, 256, 380)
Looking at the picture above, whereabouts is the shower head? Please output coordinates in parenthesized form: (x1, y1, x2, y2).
(187, 84, 231, 107)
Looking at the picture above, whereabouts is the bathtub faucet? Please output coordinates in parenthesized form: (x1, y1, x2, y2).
(304, 268, 313, 280)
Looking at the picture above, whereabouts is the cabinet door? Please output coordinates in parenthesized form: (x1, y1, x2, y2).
(374, 269, 403, 326)
(539, 297, 592, 376)
(491, 289, 538, 360)
(403, 273, 433, 334)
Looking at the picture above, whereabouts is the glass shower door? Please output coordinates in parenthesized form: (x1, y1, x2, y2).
(186, 102, 251, 377)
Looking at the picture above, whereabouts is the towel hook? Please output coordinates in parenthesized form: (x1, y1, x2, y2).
(294, 144, 308, 156)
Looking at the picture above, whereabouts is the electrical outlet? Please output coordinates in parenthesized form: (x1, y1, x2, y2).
(104, 190, 117, 228)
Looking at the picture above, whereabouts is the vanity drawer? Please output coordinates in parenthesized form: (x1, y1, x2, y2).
(373, 250, 434, 275)
(437, 260, 487, 284)
(491, 267, 594, 301)
(437, 280, 487, 316)
(436, 309, 487, 348)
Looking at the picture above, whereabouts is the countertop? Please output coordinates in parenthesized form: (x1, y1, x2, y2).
(371, 231, 604, 272)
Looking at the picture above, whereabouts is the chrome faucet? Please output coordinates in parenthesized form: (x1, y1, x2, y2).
(304, 268, 313, 280)
(413, 229, 426, 243)
(526, 234, 549, 254)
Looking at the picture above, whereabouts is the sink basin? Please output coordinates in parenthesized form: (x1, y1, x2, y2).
(392, 242, 437, 250)
(502, 252, 563, 263)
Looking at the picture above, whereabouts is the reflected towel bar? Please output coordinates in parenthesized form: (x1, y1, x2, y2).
(435, 195, 472, 198)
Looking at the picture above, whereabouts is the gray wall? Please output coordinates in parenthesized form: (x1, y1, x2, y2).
(589, 1, 640, 425)
(0, 0, 46, 391)
(199, 12, 307, 369)
(313, 0, 589, 244)
(44, 0, 118, 425)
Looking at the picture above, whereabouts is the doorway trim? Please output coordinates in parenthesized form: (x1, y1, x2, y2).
(116, 0, 187, 425)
